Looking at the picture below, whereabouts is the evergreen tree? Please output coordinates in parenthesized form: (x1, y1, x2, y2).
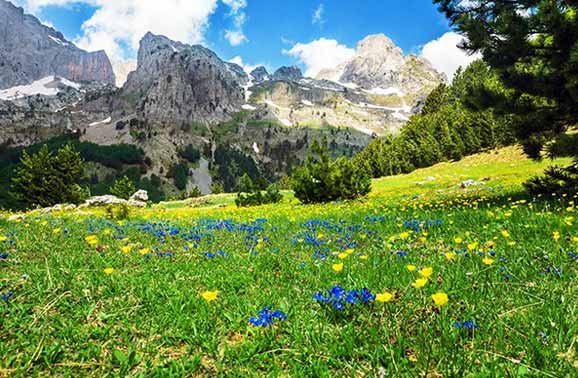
(109, 176, 136, 200)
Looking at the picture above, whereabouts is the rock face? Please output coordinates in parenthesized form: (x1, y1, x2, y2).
(317, 34, 444, 96)
(120, 32, 246, 126)
(272, 66, 303, 82)
(0, 0, 115, 89)
(250, 66, 270, 83)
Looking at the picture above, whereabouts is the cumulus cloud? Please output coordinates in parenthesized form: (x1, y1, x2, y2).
(312, 4, 324, 25)
(284, 38, 354, 77)
(19, 0, 251, 60)
(222, 0, 248, 46)
(421, 32, 481, 81)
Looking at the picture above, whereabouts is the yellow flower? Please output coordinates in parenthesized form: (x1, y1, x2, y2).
(345, 248, 355, 255)
(201, 290, 219, 302)
(52, 228, 62, 235)
(406, 265, 417, 272)
(400, 232, 410, 240)
(418, 267, 433, 278)
(553, 231, 560, 242)
(482, 257, 495, 265)
(501, 230, 510, 238)
(431, 292, 449, 307)
(454, 237, 463, 244)
(332, 263, 344, 273)
(412, 278, 428, 288)
(358, 255, 368, 260)
(0, 236, 7, 242)
(85, 235, 98, 246)
(572, 236, 578, 243)
(338, 253, 349, 260)
(444, 252, 457, 261)
(139, 248, 150, 255)
(121, 245, 133, 255)
(103, 228, 112, 236)
(467, 242, 478, 251)
(376, 292, 394, 303)
(103, 267, 115, 275)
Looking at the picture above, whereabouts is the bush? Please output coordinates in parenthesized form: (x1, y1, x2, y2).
(105, 204, 130, 221)
(524, 160, 578, 197)
(211, 182, 224, 194)
(235, 175, 283, 207)
(292, 140, 371, 204)
(171, 163, 189, 191)
(178, 145, 201, 163)
(109, 176, 136, 200)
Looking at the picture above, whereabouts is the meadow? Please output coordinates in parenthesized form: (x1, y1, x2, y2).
(1, 147, 577, 377)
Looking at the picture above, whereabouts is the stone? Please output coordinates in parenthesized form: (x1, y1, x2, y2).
(129, 189, 149, 202)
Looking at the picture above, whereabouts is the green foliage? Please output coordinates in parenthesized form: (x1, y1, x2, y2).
(434, 0, 578, 159)
(188, 186, 202, 199)
(109, 176, 136, 200)
(105, 204, 131, 221)
(210, 182, 224, 194)
(213, 145, 262, 192)
(293, 140, 371, 204)
(178, 145, 201, 163)
(10, 144, 88, 209)
(235, 174, 283, 207)
(355, 61, 514, 179)
(524, 159, 578, 197)
(171, 163, 189, 191)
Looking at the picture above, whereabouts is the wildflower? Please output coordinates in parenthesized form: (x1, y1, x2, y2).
(52, 228, 62, 235)
(338, 252, 349, 260)
(431, 292, 449, 307)
(249, 306, 287, 327)
(121, 245, 132, 254)
(0, 253, 8, 259)
(358, 254, 368, 260)
(418, 267, 433, 278)
(201, 290, 219, 302)
(0, 236, 7, 242)
(501, 230, 510, 238)
(332, 263, 344, 273)
(1, 292, 14, 301)
(454, 237, 463, 244)
(412, 278, 428, 288)
(482, 257, 495, 265)
(406, 264, 417, 272)
(139, 248, 151, 255)
(444, 252, 457, 261)
(454, 320, 480, 330)
(85, 235, 98, 246)
(375, 291, 394, 303)
(467, 242, 478, 252)
(553, 231, 561, 242)
(103, 267, 115, 275)
(313, 285, 375, 311)
(400, 232, 410, 240)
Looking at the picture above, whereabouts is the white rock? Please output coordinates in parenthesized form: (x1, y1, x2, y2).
(129, 190, 149, 202)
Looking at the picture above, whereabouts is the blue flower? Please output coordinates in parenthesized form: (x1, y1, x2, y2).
(454, 320, 480, 330)
(0, 253, 8, 260)
(249, 306, 287, 328)
(1, 292, 14, 301)
(313, 285, 375, 311)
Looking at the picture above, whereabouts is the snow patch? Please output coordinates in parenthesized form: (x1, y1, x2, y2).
(365, 87, 405, 97)
(252, 142, 260, 154)
(89, 117, 112, 127)
(0, 76, 81, 100)
(49, 35, 69, 47)
(301, 100, 313, 106)
(242, 104, 256, 110)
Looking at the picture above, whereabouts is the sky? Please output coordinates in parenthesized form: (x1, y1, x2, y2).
(11, 0, 479, 81)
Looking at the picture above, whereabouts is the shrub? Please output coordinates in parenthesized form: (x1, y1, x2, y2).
(109, 176, 136, 200)
(171, 163, 189, 191)
(524, 160, 578, 197)
(211, 182, 224, 194)
(292, 140, 371, 204)
(178, 145, 201, 163)
(235, 175, 282, 207)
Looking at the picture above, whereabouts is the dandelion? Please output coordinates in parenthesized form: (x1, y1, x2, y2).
(412, 278, 428, 288)
(444, 252, 457, 261)
(400, 232, 410, 240)
(375, 291, 394, 303)
(201, 290, 219, 302)
(121, 245, 132, 254)
(406, 264, 417, 272)
(501, 230, 510, 238)
(103, 267, 115, 275)
(85, 235, 98, 246)
(482, 257, 495, 265)
(553, 231, 561, 242)
(454, 237, 463, 244)
(431, 292, 449, 307)
(338, 252, 349, 260)
(332, 263, 344, 273)
(139, 248, 151, 255)
(418, 267, 433, 278)
(52, 228, 62, 235)
(467, 242, 478, 251)
(0, 236, 7, 242)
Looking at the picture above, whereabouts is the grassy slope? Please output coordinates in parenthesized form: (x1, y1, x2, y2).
(0, 147, 577, 377)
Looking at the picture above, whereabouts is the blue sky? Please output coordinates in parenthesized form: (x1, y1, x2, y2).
(12, 0, 473, 81)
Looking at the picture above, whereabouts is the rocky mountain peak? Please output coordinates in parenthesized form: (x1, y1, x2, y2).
(356, 34, 402, 58)
(0, 0, 115, 89)
(250, 66, 270, 83)
(272, 66, 303, 82)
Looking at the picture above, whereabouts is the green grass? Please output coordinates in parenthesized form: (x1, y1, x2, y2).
(1, 147, 577, 377)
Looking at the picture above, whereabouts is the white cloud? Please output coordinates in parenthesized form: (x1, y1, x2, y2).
(312, 4, 324, 25)
(421, 32, 481, 81)
(284, 38, 355, 77)
(222, 0, 248, 46)
(20, 0, 251, 60)
(225, 30, 247, 46)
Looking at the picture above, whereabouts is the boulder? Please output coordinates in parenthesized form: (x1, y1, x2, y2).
(84, 195, 127, 207)
(129, 190, 149, 202)
(459, 179, 484, 189)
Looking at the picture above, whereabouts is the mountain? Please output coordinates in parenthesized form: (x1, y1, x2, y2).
(317, 34, 445, 104)
(0, 0, 115, 89)
(112, 60, 137, 87)
(119, 32, 246, 127)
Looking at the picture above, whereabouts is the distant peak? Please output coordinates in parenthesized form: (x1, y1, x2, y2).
(357, 34, 399, 54)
